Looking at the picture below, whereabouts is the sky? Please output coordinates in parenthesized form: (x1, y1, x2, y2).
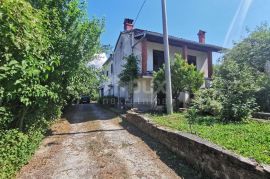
(87, 0, 270, 64)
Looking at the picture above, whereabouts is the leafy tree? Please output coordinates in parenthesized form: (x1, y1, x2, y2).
(223, 24, 270, 112)
(0, 0, 103, 176)
(118, 54, 139, 107)
(153, 54, 204, 109)
(214, 59, 260, 121)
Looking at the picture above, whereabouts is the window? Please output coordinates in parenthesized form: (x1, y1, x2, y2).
(111, 64, 113, 74)
(106, 71, 109, 76)
(187, 55, 197, 68)
(153, 50, 164, 71)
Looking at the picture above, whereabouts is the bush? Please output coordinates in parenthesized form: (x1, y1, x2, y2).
(214, 60, 259, 121)
(191, 88, 222, 116)
(0, 129, 44, 178)
(222, 25, 270, 112)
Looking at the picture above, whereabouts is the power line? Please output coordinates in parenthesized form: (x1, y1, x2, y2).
(134, 0, 147, 25)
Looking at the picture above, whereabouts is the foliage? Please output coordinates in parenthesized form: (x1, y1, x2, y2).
(0, 0, 103, 177)
(255, 77, 270, 112)
(214, 59, 260, 121)
(153, 54, 204, 109)
(222, 24, 270, 112)
(186, 108, 198, 133)
(191, 88, 222, 116)
(0, 125, 47, 178)
(118, 54, 139, 106)
(150, 113, 270, 165)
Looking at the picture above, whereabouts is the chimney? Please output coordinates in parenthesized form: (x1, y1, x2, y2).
(197, 30, 206, 44)
(124, 18, 134, 31)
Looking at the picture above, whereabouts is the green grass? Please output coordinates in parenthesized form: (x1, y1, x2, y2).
(148, 113, 270, 165)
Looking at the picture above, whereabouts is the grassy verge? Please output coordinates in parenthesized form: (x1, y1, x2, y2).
(148, 113, 270, 165)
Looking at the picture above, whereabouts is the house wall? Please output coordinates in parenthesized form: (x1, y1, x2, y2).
(146, 42, 183, 72)
(146, 42, 209, 78)
(100, 60, 113, 96)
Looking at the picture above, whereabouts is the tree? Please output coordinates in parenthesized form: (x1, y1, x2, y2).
(153, 54, 204, 110)
(118, 54, 139, 107)
(222, 24, 270, 112)
(0, 0, 103, 176)
(214, 59, 260, 121)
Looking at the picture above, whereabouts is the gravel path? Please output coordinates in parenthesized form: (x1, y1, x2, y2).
(17, 104, 201, 179)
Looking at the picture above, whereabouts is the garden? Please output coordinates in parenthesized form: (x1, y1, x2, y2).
(148, 24, 270, 165)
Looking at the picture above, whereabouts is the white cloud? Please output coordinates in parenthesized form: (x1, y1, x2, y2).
(88, 53, 107, 68)
(223, 0, 253, 48)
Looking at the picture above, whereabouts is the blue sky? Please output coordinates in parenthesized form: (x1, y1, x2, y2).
(87, 0, 270, 63)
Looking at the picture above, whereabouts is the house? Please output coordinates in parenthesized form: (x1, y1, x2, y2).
(100, 18, 223, 110)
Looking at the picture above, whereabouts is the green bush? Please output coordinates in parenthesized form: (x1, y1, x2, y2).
(214, 60, 259, 121)
(0, 129, 44, 178)
(191, 88, 222, 116)
(222, 25, 270, 112)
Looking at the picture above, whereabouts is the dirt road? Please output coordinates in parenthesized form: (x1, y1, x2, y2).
(18, 104, 201, 179)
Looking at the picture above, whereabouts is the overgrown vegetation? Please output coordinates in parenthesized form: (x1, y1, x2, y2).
(191, 24, 270, 122)
(150, 113, 270, 165)
(227, 25, 270, 112)
(0, 0, 103, 177)
(153, 54, 204, 109)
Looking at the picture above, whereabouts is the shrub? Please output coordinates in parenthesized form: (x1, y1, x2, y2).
(222, 25, 270, 112)
(0, 129, 44, 178)
(186, 108, 198, 133)
(191, 88, 222, 116)
(214, 59, 259, 121)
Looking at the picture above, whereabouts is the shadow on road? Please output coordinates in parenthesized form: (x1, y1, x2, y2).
(63, 104, 118, 124)
(50, 128, 125, 136)
(119, 119, 204, 179)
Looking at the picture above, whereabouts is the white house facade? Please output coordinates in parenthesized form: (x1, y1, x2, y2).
(100, 18, 222, 110)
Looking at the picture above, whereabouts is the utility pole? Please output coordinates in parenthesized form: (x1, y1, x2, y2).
(161, 0, 173, 114)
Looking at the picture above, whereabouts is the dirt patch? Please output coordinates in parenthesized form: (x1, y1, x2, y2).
(17, 119, 71, 178)
(17, 104, 200, 179)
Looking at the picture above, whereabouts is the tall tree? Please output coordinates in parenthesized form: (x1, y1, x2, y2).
(221, 24, 270, 112)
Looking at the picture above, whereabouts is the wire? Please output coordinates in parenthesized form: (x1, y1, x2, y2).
(134, 0, 147, 25)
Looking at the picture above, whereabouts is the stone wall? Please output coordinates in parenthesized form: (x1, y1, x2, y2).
(253, 112, 270, 120)
(125, 111, 270, 179)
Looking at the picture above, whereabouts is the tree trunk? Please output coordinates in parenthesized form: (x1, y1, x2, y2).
(19, 108, 28, 132)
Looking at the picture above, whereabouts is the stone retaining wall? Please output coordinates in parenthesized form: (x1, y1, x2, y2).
(253, 112, 270, 120)
(125, 111, 270, 179)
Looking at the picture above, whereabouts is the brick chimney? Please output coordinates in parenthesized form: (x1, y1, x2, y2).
(197, 30, 206, 44)
(124, 18, 134, 31)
